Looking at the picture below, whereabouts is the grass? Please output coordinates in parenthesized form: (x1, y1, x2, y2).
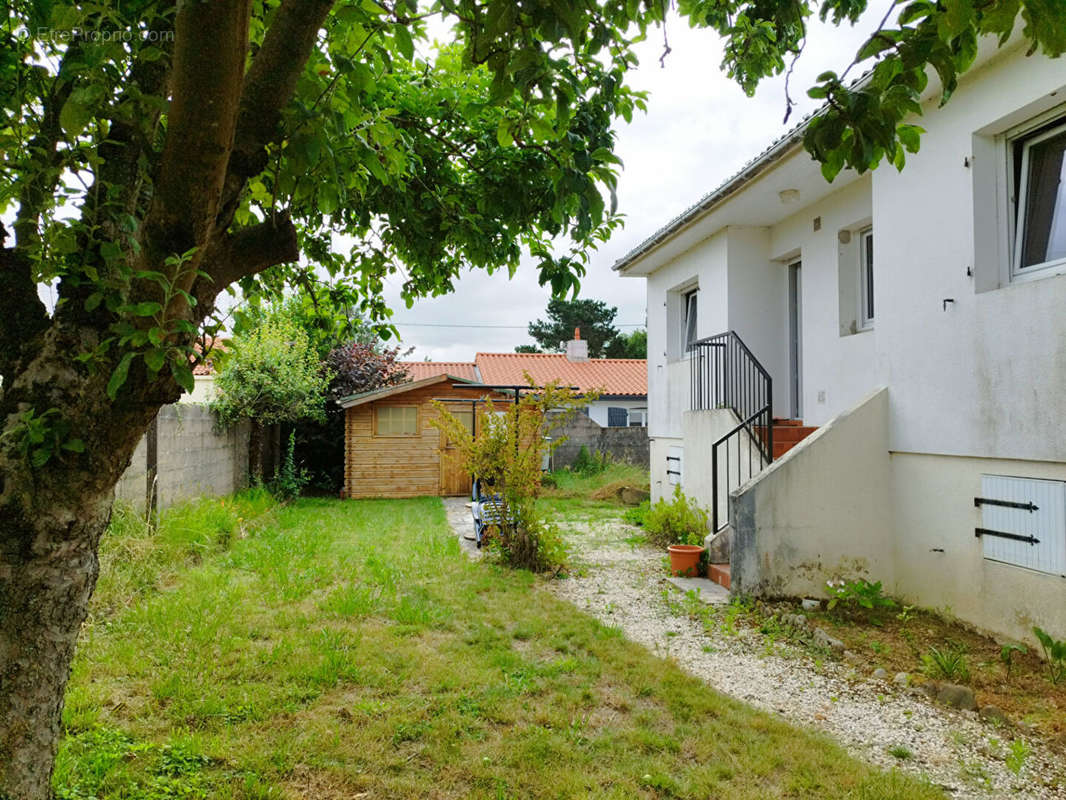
(541, 460, 649, 500)
(56, 493, 945, 799)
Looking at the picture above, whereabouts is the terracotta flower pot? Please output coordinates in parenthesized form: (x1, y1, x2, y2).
(667, 544, 705, 577)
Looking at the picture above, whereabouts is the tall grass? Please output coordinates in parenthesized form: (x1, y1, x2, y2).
(57, 496, 945, 800)
(91, 488, 275, 618)
(541, 460, 649, 499)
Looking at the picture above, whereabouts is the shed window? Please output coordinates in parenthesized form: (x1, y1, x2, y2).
(375, 405, 418, 436)
(979, 475, 1066, 576)
(1012, 119, 1066, 277)
(607, 407, 628, 427)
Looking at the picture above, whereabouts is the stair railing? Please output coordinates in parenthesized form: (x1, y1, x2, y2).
(689, 332, 773, 532)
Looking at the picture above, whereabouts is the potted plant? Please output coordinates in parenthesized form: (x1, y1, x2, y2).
(643, 486, 710, 577)
(667, 539, 705, 577)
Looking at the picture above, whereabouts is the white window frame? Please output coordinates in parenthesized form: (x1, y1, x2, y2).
(1007, 112, 1066, 284)
(682, 288, 699, 353)
(858, 227, 874, 330)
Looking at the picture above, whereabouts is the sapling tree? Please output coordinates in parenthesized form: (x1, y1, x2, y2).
(1, 0, 1064, 792)
(432, 380, 594, 572)
(210, 312, 330, 482)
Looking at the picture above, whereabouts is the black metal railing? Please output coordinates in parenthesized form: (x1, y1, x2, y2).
(689, 332, 773, 532)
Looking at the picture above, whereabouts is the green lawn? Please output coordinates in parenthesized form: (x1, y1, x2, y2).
(56, 494, 943, 799)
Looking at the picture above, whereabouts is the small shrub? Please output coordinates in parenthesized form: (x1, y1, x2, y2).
(268, 430, 309, 502)
(623, 500, 650, 527)
(999, 642, 1027, 676)
(825, 578, 895, 614)
(922, 645, 970, 682)
(643, 486, 709, 548)
(571, 445, 608, 475)
(1033, 626, 1066, 684)
(887, 744, 912, 761)
(1005, 738, 1031, 775)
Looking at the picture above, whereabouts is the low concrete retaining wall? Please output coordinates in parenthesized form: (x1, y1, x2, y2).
(730, 387, 894, 598)
(115, 404, 250, 511)
(548, 412, 649, 469)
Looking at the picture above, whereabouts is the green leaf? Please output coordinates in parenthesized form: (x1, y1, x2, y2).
(59, 93, 93, 139)
(144, 348, 166, 373)
(62, 438, 85, 453)
(496, 119, 514, 148)
(393, 25, 414, 60)
(171, 359, 195, 394)
(107, 352, 136, 399)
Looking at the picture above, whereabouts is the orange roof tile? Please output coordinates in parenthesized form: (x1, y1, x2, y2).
(475, 353, 646, 397)
(401, 361, 478, 382)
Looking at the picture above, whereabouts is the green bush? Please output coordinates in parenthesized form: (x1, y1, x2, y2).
(571, 445, 608, 475)
(622, 500, 650, 527)
(643, 487, 709, 548)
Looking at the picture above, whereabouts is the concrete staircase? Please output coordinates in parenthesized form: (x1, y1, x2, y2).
(704, 419, 817, 592)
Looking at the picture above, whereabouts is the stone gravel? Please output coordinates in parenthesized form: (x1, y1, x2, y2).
(545, 518, 1066, 800)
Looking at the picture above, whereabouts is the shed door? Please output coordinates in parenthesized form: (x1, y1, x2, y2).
(440, 407, 474, 496)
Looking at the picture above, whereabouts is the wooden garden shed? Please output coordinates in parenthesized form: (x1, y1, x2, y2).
(338, 374, 505, 499)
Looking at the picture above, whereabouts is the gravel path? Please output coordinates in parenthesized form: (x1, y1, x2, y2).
(543, 517, 1065, 800)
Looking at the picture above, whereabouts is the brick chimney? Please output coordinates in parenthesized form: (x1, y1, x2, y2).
(565, 326, 589, 362)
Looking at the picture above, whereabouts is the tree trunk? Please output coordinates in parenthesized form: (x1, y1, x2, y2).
(249, 422, 265, 484)
(0, 500, 111, 799)
(0, 325, 178, 798)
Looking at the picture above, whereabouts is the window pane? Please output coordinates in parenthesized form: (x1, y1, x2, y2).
(607, 407, 628, 427)
(864, 231, 874, 321)
(684, 291, 698, 349)
(1020, 127, 1066, 269)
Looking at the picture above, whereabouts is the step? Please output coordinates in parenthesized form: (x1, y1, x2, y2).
(773, 425, 818, 443)
(708, 563, 731, 591)
(772, 418, 804, 426)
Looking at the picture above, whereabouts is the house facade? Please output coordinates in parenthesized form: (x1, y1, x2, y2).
(617, 39, 1066, 644)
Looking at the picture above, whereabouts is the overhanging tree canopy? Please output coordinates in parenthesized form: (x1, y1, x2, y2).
(1, 0, 1063, 795)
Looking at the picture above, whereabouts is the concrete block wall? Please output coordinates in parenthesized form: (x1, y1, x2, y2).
(115, 404, 250, 511)
(549, 413, 650, 470)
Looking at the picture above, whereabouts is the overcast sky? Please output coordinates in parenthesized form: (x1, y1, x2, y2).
(388, 10, 885, 361)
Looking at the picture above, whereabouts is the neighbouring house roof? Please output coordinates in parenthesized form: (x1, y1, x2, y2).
(192, 337, 227, 375)
(337, 373, 479, 409)
(402, 361, 479, 382)
(475, 352, 646, 397)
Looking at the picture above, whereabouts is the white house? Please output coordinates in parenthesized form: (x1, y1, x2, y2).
(616, 37, 1066, 644)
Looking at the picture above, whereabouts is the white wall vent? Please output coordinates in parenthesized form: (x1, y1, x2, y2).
(667, 446, 683, 486)
(977, 475, 1066, 577)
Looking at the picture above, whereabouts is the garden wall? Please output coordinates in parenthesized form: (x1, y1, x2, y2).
(114, 404, 250, 512)
(548, 412, 649, 470)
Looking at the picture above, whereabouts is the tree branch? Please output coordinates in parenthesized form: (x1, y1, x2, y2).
(0, 237, 51, 384)
(142, 0, 252, 276)
(194, 214, 300, 312)
(218, 0, 336, 225)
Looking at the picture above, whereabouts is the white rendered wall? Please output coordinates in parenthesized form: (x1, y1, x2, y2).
(646, 230, 729, 439)
(649, 436, 683, 502)
(731, 388, 896, 598)
(891, 451, 1066, 645)
(724, 227, 790, 415)
(873, 45, 1066, 461)
(768, 177, 878, 426)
